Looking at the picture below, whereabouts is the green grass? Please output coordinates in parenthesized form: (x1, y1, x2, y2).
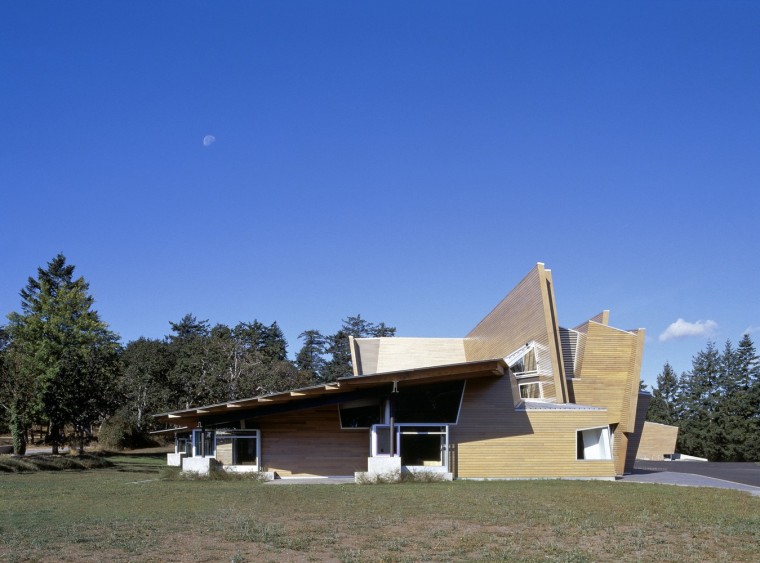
(0, 465, 758, 562)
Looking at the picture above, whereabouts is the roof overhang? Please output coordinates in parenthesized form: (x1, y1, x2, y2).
(153, 358, 506, 429)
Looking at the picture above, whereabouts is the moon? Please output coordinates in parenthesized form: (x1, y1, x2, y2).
(203, 135, 216, 147)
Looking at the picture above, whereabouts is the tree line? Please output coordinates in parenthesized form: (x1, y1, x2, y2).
(0, 255, 395, 454)
(647, 336, 760, 461)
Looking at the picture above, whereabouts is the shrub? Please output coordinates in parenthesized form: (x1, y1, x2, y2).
(160, 466, 269, 482)
(97, 408, 158, 450)
(356, 469, 447, 484)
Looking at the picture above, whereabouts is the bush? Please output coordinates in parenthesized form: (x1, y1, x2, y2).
(98, 408, 157, 450)
(159, 466, 269, 482)
(356, 469, 447, 484)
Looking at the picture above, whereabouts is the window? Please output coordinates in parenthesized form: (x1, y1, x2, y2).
(192, 429, 215, 457)
(176, 433, 192, 456)
(370, 423, 450, 470)
(339, 399, 383, 429)
(519, 382, 543, 399)
(576, 427, 611, 460)
(394, 381, 465, 423)
(214, 429, 260, 466)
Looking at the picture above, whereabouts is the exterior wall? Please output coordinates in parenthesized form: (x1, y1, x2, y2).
(352, 337, 467, 376)
(636, 422, 679, 461)
(256, 405, 368, 477)
(451, 376, 615, 479)
(569, 322, 644, 432)
(463, 264, 566, 403)
(567, 322, 645, 474)
(625, 391, 652, 472)
(612, 424, 628, 476)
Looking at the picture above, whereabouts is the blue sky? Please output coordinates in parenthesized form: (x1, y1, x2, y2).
(1, 2, 758, 389)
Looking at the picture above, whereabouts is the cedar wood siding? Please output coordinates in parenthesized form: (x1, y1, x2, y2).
(625, 392, 652, 470)
(570, 322, 644, 432)
(636, 421, 679, 461)
(451, 376, 615, 478)
(256, 405, 368, 477)
(352, 338, 467, 376)
(464, 264, 565, 403)
(569, 322, 646, 474)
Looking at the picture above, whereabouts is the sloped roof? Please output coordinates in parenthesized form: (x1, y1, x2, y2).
(153, 358, 507, 426)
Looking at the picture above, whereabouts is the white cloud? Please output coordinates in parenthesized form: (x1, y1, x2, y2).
(744, 326, 760, 336)
(659, 318, 717, 342)
(202, 135, 216, 147)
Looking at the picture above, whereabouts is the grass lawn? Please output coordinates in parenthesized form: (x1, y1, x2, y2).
(0, 456, 758, 562)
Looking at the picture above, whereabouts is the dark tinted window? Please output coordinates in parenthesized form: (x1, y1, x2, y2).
(394, 381, 465, 423)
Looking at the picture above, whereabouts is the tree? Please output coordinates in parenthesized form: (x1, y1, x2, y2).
(647, 362, 680, 426)
(296, 329, 327, 380)
(735, 334, 760, 460)
(166, 314, 213, 410)
(677, 342, 722, 460)
(164, 316, 300, 408)
(120, 338, 174, 434)
(321, 315, 397, 382)
(6, 254, 120, 454)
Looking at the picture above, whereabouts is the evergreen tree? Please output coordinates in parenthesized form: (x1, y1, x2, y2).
(735, 334, 760, 460)
(166, 314, 213, 410)
(168, 314, 210, 342)
(321, 315, 397, 382)
(715, 340, 744, 461)
(647, 362, 680, 426)
(677, 342, 722, 460)
(296, 329, 327, 380)
(6, 254, 120, 454)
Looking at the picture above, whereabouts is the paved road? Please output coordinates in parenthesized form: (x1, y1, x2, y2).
(625, 461, 760, 496)
(632, 460, 760, 487)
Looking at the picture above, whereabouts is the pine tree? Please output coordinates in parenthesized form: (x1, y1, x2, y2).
(321, 315, 397, 382)
(296, 329, 327, 380)
(735, 334, 760, 460)
(166, 314, 213, 409)
(6, 254, 120, 454)
(647, 362, 680, 426)
(677, 342, 721, 460)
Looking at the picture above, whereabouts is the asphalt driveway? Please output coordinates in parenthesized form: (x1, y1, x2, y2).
(625, 460, 760, 495)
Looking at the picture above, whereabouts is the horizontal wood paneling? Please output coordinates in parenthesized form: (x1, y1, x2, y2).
(464, 264, 564, 403)
(452, 377, 615, 478)
(626, 392, 651, 472)
(256, 406, 368, 477)
(612, 425, 627, 476)
(569, 323, 641, 429)
(368, 338, 466, 374)
(637, 422, 679, 461)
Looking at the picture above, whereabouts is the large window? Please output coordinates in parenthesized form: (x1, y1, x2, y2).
(214, 429, 260, 466)
(339, 399, 383, 429)
(192, 430, 215, 457)
(371, 423, 450, 470)
(394, 381, 465, 423)
(576, 427, 612, 460)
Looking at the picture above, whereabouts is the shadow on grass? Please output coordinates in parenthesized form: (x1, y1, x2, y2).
(0, 454, 114, 473)
(98, 452, 166, 474)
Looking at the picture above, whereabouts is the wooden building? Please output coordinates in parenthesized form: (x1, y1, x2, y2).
(636, 422, 679, 461)
(155, 263, 647, 481)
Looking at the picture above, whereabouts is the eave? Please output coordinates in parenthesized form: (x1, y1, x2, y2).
(153, 358, 506, 428)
